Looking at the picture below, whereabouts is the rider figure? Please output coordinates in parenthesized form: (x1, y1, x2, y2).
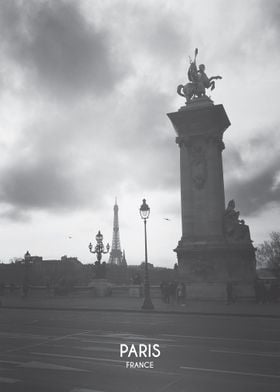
(186, 49, 205, 99)
(197, 64, 221, 91)
(177, 48, 222, 102)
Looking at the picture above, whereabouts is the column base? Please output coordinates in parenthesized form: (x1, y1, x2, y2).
(175, 240, 256, 299)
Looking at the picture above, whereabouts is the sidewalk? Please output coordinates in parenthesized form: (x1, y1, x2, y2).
(1, 295, 280, 318)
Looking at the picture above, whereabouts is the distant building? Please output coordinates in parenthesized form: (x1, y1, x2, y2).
(23, 251, 42, 264)
(140, 261, 154, 269)
(23, 253, 82, 266)
(60, 255, 82, 265)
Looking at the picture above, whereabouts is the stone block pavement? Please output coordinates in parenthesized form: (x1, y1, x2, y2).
(1, 294, 280, 318)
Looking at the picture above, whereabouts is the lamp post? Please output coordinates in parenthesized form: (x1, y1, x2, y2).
(89, 231, 110, 278)
(22, 250, 31, 298)
(140, 199, 154, 310)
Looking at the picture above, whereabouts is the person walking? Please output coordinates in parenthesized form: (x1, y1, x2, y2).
(226, 281, 234, 305)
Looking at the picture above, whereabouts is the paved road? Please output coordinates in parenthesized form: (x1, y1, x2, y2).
(0, 308, 280, 391)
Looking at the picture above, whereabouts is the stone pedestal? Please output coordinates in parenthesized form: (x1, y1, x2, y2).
(167, 100, 256, 299)
(129, 285, 143, 298)
(88, 279, 112, 297)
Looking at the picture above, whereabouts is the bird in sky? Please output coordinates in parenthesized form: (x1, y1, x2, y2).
(163, 218, 171, 221)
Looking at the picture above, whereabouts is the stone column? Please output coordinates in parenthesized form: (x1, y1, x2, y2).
(168, 103, 231, 245)
(167, 101, 256, 298)
(206, 136, 226, 240)
(177, 136, 194, 241)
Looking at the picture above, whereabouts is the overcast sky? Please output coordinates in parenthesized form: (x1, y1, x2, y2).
(0, 0, 279, 267)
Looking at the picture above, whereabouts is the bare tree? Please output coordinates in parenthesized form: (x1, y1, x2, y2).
(256, 232, 280, 270)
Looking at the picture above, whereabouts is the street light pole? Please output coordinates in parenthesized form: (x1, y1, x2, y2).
(140, 199, 154, 310)
(22, 251, 31, 298)
(88, 230, 110, 279)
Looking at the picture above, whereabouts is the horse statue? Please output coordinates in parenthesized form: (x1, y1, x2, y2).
(177, 48, 222, 103)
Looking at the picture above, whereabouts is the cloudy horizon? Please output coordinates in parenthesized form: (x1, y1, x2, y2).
(0, 0, 279, 266)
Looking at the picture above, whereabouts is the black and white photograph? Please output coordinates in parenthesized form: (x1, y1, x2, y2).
(0, 0, 280, 391)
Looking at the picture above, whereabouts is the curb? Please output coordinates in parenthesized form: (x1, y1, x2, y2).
(2, 305, 280, 319)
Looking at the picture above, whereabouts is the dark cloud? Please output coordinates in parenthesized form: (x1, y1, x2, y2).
(204, 0, 280, 77)
(0, 0, 278, 228)
(111, 81, 175, 147)
(0, 157, 83, 212)
(0, 109, 134, 219)
(0, 0, 125, 98)
(259, 0, 280, 36)
(109, 86, 179, 191)
(223, 145, 244, 173)
(139, 16, 189, 63)
(0, 206, 30, 222)
(224, 130, 280, 216)
(225, 160, 280, 216)
(122, 138, 179, 192)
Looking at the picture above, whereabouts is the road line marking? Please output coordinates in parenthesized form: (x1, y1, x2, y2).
(104, 334, 173, 342)
(210, 349, 280, 358)
(3, 331, 87, 354)
(180, 366, 280, 379)
(20, 361, 89, 372)
(0, 360, 22, 365)
(30, 352, 125, 364)
(29, 352, 178, 376)
(76, 346, 119, 353)
(0, 359, 89, 372)
(79, 340, 119, 345)
(0, 376, 21, 383)
(0, 332, 53, 340)
(70, 389, 104, 392)
(162, 333, 280, 344)
(158, 376, 185, 392)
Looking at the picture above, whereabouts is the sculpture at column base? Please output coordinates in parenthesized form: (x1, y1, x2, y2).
(175, 243, 256, 299)
(224, 200, 252, 243)
(175, 241, 255, 281)
(174, 200, 256, 299)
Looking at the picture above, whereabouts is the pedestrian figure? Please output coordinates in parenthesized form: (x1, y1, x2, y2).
(0, 282, 5, 296)
(169, 281, 177, 304)
(22, 282, 29, 298)
(160, 281, 169, 303)
(263, 280, 271, 303)
(9, 283, 15, 295)
(226, 281, 234, 305)
(258, 280, 266, 304)
(270, 281, 278, 302)
(176, 282, 186, 305)
(254, 279, 261, 303)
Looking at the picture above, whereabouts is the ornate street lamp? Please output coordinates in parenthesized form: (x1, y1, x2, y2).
(139, 199, 154, 310)
(89, 231, 110, 278)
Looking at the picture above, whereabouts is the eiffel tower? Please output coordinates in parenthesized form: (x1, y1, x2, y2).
(108, 199, 127, 266)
